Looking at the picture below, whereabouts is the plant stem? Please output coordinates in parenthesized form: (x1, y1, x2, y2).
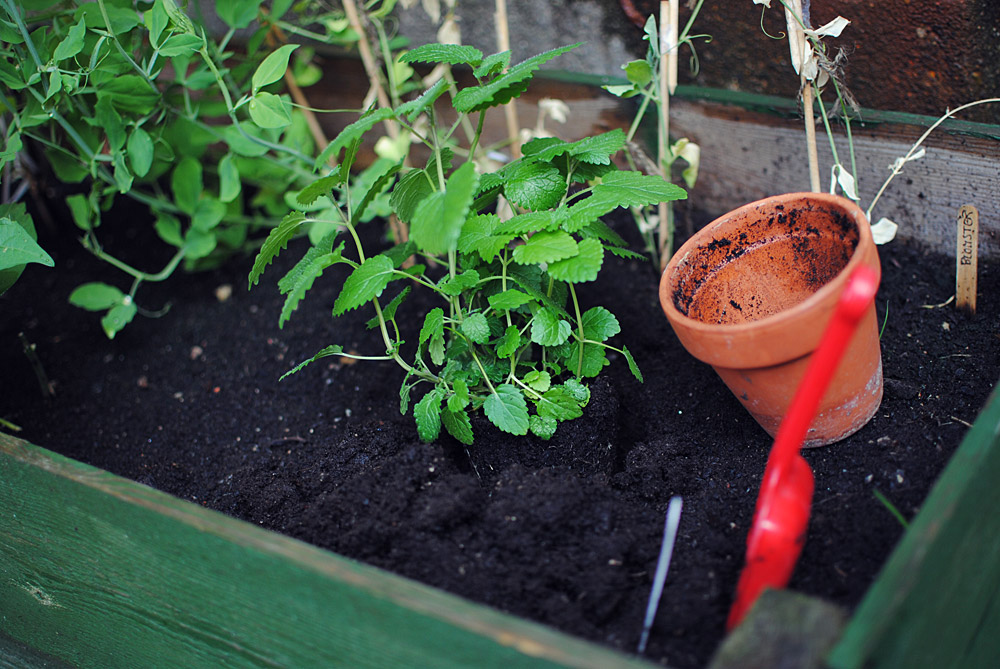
(569, 283, 585, 377)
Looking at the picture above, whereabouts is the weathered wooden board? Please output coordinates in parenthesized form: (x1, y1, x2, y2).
(0, 434, 656, 669)
(826, 384, 1000, 669)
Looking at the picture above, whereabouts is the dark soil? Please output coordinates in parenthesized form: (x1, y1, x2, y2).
(2, 205, 998, 668)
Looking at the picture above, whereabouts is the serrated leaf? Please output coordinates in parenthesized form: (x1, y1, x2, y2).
(496, 325, 521, 359)
(458, 214, 515, 262)
(536, 386, 584, 421)
(280, 345, 344, 380)
(453, 43, 580, 113)
(279, 249, 342, 328)
(563, 378, 590, 404)
(512, 230, 578, 265)
(249, 211, 307, 288)
(529, 129, 625, 165)
(607, 246, 646, 261)
(252, 44, 299, 94)
(442, 407, 474, 445)
(547, 237, 603, 283)
(396, 78, 449, 121)
(411, 162, 479, 255)
(461, 312, 490, 344)
(352, 160, 402, 225)
(488, 289, 532, 311)
(448, 379, 470, 412)
(414, 388, 444, 442)
(531, 307, 572, 346)
(316, 107, 395, 170)
(333, 254, 395, 315)
(68, 282, 123, 311)
(504, 161, 564, 210)
(367, 286, 411, 329)
(390, 168, 434, 223)
(498, 211, 561, 235)
(0, 218, 54, 271)
(529, 414, 558, 440)
(439, 269, 480, 296)
(420, 308, 445, 345)
(582, 306, 620, 342)
(400, 43, 483, 66)
(579, 343, 608, 377)
(591, 170, 687, 208)
(582, 219, 627, 247)
(622, 345, 643, 382)
(101, 301, 137, 339)
(297, 173, 345, 206)
(483, 384, 529, 435)
(474, 50, 511, 78)
(524, 370, 551, 393)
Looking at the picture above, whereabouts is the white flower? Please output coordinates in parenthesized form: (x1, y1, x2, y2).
(870, 218, 898, 245)
(753, 0, 772, 7)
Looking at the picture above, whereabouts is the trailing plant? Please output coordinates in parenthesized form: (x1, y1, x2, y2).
(250, 43, 686, 443)
(605, 3, 707, 269)
(0, 0, 327, 337)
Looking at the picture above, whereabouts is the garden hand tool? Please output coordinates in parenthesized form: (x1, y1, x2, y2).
(726, 264, 880, 630)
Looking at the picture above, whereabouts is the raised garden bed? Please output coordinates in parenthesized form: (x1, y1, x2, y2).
(2, 203, 998, 667)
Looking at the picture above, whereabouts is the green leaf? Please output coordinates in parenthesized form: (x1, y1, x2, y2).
(448, 379, 470, 412)
(582, 306, 621, 342)
(527, 129, 625, 165)
(216, 0, 261, 29)
(191, 196, 225, 232)
(218, 153, 240, 202)
(529, 415, 557, 440)
(94, 96, 125, 152)
(503, 161, 564, 210)
(351, 160, 402, 225)
(279, 249, 342, 328)
(64, 194, 92, 231)
(563, 378, 590, 404)
(524, 370, 551, 393)
(366, 286, 411, 329)
(333, 255, 395, 315)
(483, 384, 529, 436)
(420, 307, 446, 366)
(172, 157, 202, 215)
(498, 210, 561, 235)
(297, 173, 345, 206)
(158, 33, 204, 57)
(410, 162, 479, 255)
(53, 17, 87, 61)
(512, 230, 578, 265)
(221, 121, 271, 157)
(547, 237, 604, 283)
(97, 75, 159, 115)
(101, 301, 137, 339)
(253, 44, 299, 94)
(622, 345, 643, 382)
(154, 213, 183, 247)
(579, 343, 608, 377)
(458, 214, 514, 262)
(460, 312, 491, 344)
(316, 107, 395, 170)
(414, 388, 444, 442)
(183, 228, 217, 259)
(591, 170, 687, 207)
(69, 282, 125, 311)
(439, 269, 480, 296)
(127, 127, 154, 177)
(390, 168, 434, 223)
(280, 345, 344, 381)
(442, 407, 474, 445)
(113, 152, 133, 193)
(624, 59, 654, 86)
(474, 51, 511, 78)
(248, 211, 307, 288)
(488, 289, 531, 311)
(531, 307, 572, 346)
(536, 386, 584, 421)
(400, 44, 483, 66)
(249, 91, 292, 129)
(453, 43, 580, 113)
(395, 78, 449, 121)
(0, 217, 54, 273)
(496, 325, 521, 359)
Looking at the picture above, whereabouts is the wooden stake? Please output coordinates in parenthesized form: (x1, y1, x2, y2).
(803, 81, 821, 193)
(495, 0, 521, 158)
(657, 1, 674, 270)
(956, 204, 979, 314)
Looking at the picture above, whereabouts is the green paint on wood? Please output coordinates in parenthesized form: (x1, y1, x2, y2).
(0, 435, 657, 669)
(828, 384, 1000, 669)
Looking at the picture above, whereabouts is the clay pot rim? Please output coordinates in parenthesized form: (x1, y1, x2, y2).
(659, 192, 876, 339)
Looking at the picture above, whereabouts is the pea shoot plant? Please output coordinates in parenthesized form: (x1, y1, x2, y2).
(250, 43, 686, 443)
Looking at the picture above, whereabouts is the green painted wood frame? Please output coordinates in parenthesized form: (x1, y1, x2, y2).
(828, 383, 1000, 669)
(0, 434, 657, 669)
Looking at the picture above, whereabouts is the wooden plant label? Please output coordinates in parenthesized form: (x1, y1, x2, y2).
(956, 204, 979, 314)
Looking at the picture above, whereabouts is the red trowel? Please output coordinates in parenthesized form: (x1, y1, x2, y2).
(727, 264, 880, 630)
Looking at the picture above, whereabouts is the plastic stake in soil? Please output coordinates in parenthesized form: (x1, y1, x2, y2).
(956, 204, 978, 314)
(638, 496, 683, 655)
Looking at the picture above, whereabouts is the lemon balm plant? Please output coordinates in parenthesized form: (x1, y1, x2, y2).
(250, 43, 686, 443)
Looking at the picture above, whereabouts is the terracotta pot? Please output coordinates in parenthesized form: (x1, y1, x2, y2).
(659, 193, 883, 447)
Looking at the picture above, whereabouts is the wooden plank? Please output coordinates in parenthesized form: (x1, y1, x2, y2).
(0, 434, 657, 669)
(826, 384, 1000, 669)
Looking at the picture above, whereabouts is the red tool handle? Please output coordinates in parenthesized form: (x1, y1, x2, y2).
(727, 264, 880, 630)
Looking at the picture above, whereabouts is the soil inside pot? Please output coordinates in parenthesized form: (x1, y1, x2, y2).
(2, 203, 997, 668)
